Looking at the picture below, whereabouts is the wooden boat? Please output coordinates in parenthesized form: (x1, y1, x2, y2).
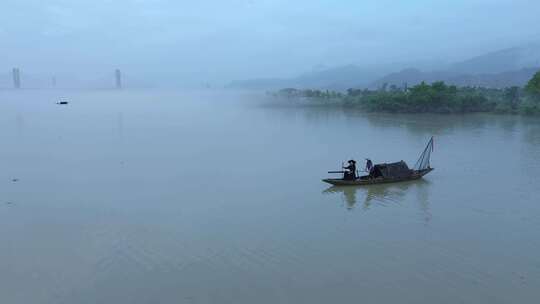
(322, 137, 434, 186)
(323, 167, 433, 186)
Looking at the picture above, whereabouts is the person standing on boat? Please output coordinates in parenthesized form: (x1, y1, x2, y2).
(343, 160, 357, 180)
(365, 158, 373, 173)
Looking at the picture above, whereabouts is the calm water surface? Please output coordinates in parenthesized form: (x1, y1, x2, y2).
(1, 90, 539, 303)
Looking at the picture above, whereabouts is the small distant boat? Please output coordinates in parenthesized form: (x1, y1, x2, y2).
(323, 137, 434, 186)
(56, 101, 69, 105)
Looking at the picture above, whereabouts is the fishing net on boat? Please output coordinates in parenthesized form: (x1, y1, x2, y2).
(413, 137, 434, 170)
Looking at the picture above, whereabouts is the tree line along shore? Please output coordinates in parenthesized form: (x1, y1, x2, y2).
(271, 71, 540, 115)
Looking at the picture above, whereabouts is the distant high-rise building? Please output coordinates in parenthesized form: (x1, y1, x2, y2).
(52, 76, 57, 87)
(115, 69, 122, 89)
(12, 68, 21, 89)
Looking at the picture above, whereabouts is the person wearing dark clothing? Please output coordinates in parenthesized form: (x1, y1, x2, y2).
(343, 160, 357, 180)
(365, 159, 373, 173)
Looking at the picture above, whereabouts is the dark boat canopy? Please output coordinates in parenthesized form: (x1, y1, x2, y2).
(370, 161, 412, 179)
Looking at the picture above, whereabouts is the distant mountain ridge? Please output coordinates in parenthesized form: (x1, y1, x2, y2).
(228, 64, 391, 90)
(229, 41, 540, 90)
(370, 67, 540, 89)
(450, 42, 540, 74)
(370, 42, 540, 88)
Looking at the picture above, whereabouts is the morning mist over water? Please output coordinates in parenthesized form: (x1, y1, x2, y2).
(1, 1, 540, 303)
(2, 0, 540, 89)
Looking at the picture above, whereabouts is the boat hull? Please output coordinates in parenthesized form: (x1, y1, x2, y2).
(322, 168, 434, 186)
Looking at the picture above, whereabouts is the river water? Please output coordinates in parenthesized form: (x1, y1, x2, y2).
(1, 89, 539, 303)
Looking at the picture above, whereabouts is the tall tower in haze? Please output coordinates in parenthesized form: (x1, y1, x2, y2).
(12, 68, 21, 89)
(115, 69, 122, 89)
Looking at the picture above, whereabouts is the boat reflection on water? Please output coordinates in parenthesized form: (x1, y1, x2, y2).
(323, 179, 432, 221)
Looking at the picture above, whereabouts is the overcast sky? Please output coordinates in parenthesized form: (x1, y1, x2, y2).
(1, 0, 539, 85)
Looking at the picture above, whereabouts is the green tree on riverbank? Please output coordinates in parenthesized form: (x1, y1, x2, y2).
(520, 71, 540, 114)
(525, 71, 540, 95)
(274, 70, 540, 115)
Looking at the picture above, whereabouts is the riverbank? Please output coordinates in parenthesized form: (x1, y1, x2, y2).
(270, 72, 540, 115)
